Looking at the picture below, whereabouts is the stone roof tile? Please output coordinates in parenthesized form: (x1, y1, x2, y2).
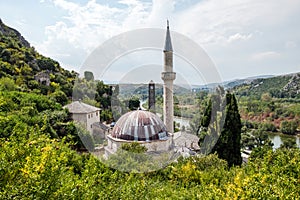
(64, 101, 100, 114)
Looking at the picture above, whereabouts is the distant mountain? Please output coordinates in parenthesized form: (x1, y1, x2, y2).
(191, 75, 275, 91)
(223, 75, 274, 88)
(117, 83, 191, 98)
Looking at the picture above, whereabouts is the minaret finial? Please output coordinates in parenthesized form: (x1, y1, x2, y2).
(167, 19, 169, 28)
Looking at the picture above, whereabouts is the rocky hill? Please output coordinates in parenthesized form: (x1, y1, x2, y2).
(0, 19, 30, 48)
(0, 19, 77, 97)
(233, 72, 300, 98)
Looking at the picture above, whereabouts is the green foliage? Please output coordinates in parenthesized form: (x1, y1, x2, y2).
(84, 71, 94, 81)
(235, 74, 299, 98)
(0, 90, 92, 151)
(128, 97, 140, 110)
(280, 120, 297, 135)
(242, 129, 273, 151)
(0, 129, 84, 199)
(0, 20, 76, 99)
(95, 81, 112, 109)
(50, 90, 68, 105)
(280, 137, 297, 149)
(74, 123, 95, 151)
(100, 109, 113, 123)
(174, 121, 180, 132)
(1, 117, 300, 199)
(212, 93, 242, 167)
(259, 122, 277, 132)
(200, 98, 212, 127)
(121, 142, 147, 153)
(0, 77, 16, 91)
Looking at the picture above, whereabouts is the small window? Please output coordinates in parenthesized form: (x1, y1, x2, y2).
(88, 114, 90, 119)
(91, 113, 93, 118)
(91, 125, 93, 128)
(96, 112, 98, 116)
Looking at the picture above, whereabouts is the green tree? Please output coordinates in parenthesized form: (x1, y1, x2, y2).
(128, 97, 140, 110)
(50, 90, 68, 105)
(95, 81, 112, 109)
(212, 93, 242, 167)
(200, 98, 212, 127)
(84, 71, 94, 81)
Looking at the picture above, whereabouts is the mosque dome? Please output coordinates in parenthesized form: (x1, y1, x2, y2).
(111, 110, 168, 141)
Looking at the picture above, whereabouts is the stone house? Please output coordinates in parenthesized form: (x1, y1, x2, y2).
(64, 101, 101, 133)
(34, 71, 50, 86)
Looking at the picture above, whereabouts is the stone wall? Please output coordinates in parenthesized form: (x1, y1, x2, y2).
(105, 134, 173, 156)
(72, 110, 100, 133)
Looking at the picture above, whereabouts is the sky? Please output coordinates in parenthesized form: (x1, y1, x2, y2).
(0, 0, 300, 85)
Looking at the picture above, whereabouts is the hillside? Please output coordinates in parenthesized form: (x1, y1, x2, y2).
(233, 72, 300, 98)
(0, 19, 77, 97)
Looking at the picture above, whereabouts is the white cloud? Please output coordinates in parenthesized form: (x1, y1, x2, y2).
(42, 0, 300, 51)
(227, 33, 252, 43)
(175, 0, 300, 45)
(34, 0, 300, 81)
(251, 51, 281, 61)
(52, 0, 78, 11)
(38, 0, 174, 70)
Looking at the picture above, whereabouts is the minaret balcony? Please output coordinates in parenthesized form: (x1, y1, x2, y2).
(161, 72, 176, 81)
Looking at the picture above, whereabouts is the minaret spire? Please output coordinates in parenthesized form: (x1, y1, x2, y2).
(164, 20, 173, 52)
(161, 20, 176, 133)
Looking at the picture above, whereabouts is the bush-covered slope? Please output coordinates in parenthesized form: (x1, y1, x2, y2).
(234, 72, 300, 98)
(0, 19, 77, 97)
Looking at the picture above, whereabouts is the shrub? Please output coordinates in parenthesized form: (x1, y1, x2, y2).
(280, 120, 297, 135)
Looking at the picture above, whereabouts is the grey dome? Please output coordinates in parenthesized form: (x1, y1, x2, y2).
(111, 110, 168, 141)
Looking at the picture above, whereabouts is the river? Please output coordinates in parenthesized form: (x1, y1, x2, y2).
(268, 133, 300, 149)
(173, 116, 300, 149)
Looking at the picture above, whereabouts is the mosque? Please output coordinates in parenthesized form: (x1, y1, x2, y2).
(104, 21, 199, 156)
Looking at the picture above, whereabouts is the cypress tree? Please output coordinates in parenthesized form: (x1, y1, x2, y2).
(212, 92, 242, 167)
(200, 99, 212, 128)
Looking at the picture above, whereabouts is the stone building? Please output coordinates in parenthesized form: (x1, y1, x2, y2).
(34, 71, 50, 86)
(173, 132, 200, 150)
(64, 101, 100, 133)
(105, 110, 173, 156)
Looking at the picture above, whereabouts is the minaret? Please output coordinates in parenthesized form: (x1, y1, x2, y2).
(161, 20, 176, 133)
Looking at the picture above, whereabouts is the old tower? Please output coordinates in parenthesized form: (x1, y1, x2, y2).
(161, 20, 176, 133)
(148, 80, 155, 113)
